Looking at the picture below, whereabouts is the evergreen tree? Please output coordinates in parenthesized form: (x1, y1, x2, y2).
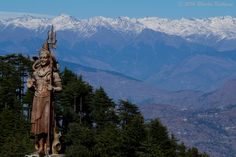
(177, 142, 187, 157)
(93, 124, 121, 157)
(65, 123, 94, 157)
(186, 147, 209, 157)
(118, 100, 145, 157)
(0, 56, 20, 110)
(0, 54, 33, 156)
(145, 119, 177, 157)
(58, 68, 94, 126)
(91, 87, 120, 157)
(91, 87, 118, 129)
(0, 109, 33, 157)
(0, 54, 32, 110)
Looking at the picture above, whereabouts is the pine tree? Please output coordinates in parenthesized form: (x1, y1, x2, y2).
(65, 123, 94, 157)
(0, 54, 33, 156)
(118, 100, 145, 157)
(141, 119, 177, 157)
(91, 87, 120, 157)
(0, 56, 19, 110)
(177, 142, 187, 157)
(186, 147, 209, 157)
(0, 106, 33, 156)
(91, 87, 118, 129)
(58, 68, 94, 126)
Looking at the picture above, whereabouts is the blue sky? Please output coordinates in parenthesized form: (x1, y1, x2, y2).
(0, 0, 236, 19)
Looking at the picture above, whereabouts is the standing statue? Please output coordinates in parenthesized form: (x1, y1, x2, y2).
(27, 26, 62, 156)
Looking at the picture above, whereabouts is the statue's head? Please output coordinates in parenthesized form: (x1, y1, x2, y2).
(39, 41, 51, 67)
(39, 49, 50, 66)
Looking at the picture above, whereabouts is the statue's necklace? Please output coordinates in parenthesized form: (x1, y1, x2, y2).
(38, 67, 50, 77)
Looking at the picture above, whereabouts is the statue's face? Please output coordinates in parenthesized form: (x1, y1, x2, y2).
(40, 53, 50, 66)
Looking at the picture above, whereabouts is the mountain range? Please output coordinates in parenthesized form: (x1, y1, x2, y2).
(1, 13, 236, 156)
(1, 14, 236, 92)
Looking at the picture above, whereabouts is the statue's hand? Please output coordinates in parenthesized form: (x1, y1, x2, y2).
(27, 78, 34, 88)
(47, 84, 54, 91)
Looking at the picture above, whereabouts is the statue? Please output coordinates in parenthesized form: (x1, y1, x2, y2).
(27, 26, 62, 156)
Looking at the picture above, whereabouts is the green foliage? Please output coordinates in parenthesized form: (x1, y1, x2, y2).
(93, 125, 121, 157)
(0, 54, 34, 156)
(0, 57, 20, 110)
(0, 107, 33, 156)
(58, 67, 94, 126)
(118, 100, 145, 157)
(177, 142, 187, 157)
(142, 119, 177, 157)
(91, 87, 118, 129)
(0, 54, 32, 111)
(65, 123, 94, 157)
(186, 147, 210, 157)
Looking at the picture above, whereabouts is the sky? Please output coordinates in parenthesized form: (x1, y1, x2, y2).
(0, 0, 236, 19)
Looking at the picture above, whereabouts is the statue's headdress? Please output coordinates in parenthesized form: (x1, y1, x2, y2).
(33, 25, 58, 71)
(40, 42, 51, 57)
(47, 25, 57, 49)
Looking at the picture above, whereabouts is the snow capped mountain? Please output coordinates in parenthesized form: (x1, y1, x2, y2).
(1, 12, 236, 41)
(51, 14, 78, 30)
(86, 16, 144, 33)
(138, 16, 236, 40)
(1, 15, 49, 29)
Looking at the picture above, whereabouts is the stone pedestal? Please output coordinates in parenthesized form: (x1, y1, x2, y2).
(25, 154, 65, 157)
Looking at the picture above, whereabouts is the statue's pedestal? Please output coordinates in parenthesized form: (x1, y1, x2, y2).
(25, 155, 38, 157)
(49, 154, 65, 157)
(25, 154, 65, 157)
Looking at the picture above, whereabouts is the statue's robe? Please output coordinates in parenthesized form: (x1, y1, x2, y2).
(31, 66, 61, 135)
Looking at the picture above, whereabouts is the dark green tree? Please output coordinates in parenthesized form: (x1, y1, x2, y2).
(186, 147, 209, 157)
(91, 87, 120, 157)
(118, 100, 146, 157)
(58, 68, 94, 126)
(0, 54, 33, 156)
(0, 109, 33, 157)
(177, 142, 187, 157)
(0, 56, 20, 110)
(91, 87, 118, 129)
(65, 123, 94, 157)
(145, 119, 177, 157)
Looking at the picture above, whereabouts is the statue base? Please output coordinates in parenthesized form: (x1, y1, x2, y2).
(25, 154, 65, 157)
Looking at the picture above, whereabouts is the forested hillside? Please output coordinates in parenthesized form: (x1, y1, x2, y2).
(0, 54, 209, 157)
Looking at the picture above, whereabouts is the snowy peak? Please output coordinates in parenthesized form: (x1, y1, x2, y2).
(1, 14, 49, 29)
(137, 16, 236, 39)
(51, 14, 78, 30)
(82, 16, 143, 33)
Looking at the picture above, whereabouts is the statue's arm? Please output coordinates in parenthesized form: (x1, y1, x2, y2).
(27, 76, 35, 89)
(51, 72, 62, 92)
